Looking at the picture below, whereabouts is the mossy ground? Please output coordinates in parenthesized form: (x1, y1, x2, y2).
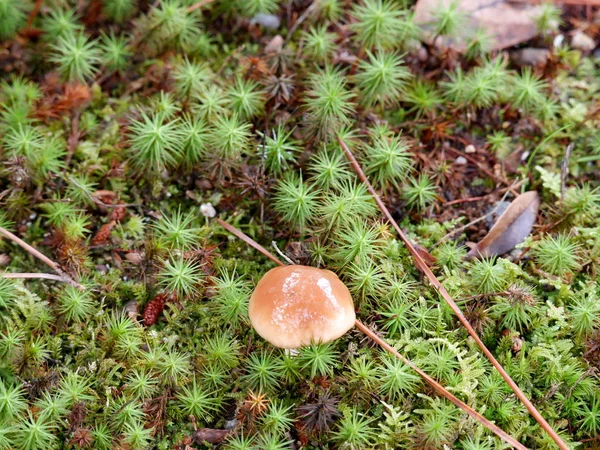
(0, 0, 600, 449)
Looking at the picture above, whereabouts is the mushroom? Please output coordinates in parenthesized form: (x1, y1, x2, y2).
(216, 218, 527, 449)
(249, 265, 355, 349)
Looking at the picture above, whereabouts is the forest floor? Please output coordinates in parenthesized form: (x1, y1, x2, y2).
(1, 0, 600, 449)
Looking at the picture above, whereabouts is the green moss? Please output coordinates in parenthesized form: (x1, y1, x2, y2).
(0, 1, 599, 448)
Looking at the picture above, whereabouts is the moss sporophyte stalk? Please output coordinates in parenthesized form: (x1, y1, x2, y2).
(0, 0, 599, 448)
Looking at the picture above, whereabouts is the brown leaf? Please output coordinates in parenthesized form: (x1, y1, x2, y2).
(467, 191, 539, 258)
(192, 428, 232, 445)
(124, 252, 143, 265)
(414, 0, 545, 52)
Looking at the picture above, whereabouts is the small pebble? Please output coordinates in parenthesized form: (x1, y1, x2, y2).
(264, 35, 283, 53)
(571, 32, 596, 52)
(224, 419, 237, 430)
(123, 300, 139, 320)
(95, 264, 110, 274)
(250, 13, 280, 29)
(511, 336, 523, 353)
(465, 144, 476, 154)
(285, 348, 300, 357)
(200, 203, 217, 218)
(553, 34, 564, 48)
(0, 254, 10, 266)
(510, 48, 550, 68)
(125, 252, 143, 265)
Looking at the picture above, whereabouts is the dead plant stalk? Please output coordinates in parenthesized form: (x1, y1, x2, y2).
(338, 137, 569, 450)
(0, 226, 84, 290)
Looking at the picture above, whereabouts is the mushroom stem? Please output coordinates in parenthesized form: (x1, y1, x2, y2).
(338, 137, 568, 450)
(215, 219, 528, 450)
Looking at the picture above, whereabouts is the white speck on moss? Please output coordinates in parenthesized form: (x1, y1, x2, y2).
(200, 203, 217, 218)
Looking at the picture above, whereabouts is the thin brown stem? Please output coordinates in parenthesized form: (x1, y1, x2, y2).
(215, 219, 284, 266)
(187, 0, 214, 12)
(215, 219, 527, 449)
(0, 226, 85, 290)
(25, 0, 43, 28)
(354, 320, 527, 450)
(442, 179, 527, 207)
(2, 272, 77, 285)
(0, 226, 60, 272)
(338, 137, 568, 450)
(434, 181, 516, 248)
(284, 0, 318, 45)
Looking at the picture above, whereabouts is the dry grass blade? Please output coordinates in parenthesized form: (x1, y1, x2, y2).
(338, 137, 568, 450)
(0, 226, 85, 290)
(186, 0, 215, 13)
(1, 272, 78, 284)
(215, 218, 284, 266)
(215, 219, 527, 450)
(354, 321, 527, 450)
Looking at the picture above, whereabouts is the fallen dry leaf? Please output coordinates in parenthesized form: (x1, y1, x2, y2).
(414, 0, 545, 52)
(467, 191, 539, 258)
(192, 428, 232, 445)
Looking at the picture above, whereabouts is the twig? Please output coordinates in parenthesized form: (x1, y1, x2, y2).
(215, 219, 527, 449)
(354, 321, 527, 450)
(0, 227, 61, 272)
(284, 0, 318, 45)
(67, 176, 137, 209)
(338, 137, 568, 450)
(186, 0, 214, 12)
(25, 0, 44, 28)
(215, 219, 283, 266)
(443, 179, 527, 206)
(560, 143, 573, 202)
(434, 182, 517, 247)
(64, 112, 80, 170)
(0, 226, 85, 290)
(1, 272, 77, 285)
(445, 147, 518, 195)
(443, 195, 486, 206)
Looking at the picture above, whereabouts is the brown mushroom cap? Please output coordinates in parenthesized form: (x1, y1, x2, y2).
(249, 265, 356, 349)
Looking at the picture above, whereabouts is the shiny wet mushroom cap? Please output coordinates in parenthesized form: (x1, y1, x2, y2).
(249, 265, 356, 349)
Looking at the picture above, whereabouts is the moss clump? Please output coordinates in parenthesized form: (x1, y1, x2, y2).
(0, 0, 599, 448)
